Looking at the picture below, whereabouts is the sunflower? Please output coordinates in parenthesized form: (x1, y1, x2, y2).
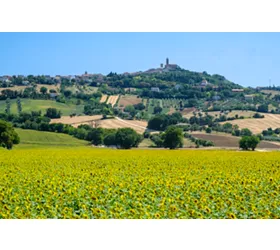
(155, 213, 161, 219)
(228, 213, 236, 219)
(170, 205, 178, 212)
(205, 207, 211, 213)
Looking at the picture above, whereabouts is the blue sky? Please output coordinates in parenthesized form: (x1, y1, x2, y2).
(0, 32, 279, 87)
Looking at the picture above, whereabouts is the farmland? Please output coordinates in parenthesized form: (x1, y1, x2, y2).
(50, 115, 103, 128)
(51, 116, 148, 133)
(118, 95, 142, 108)
(97, 117, 148, 134)
(0, 84, 61, 94)
(183, 110, 257, 119)
(1, 149, 280, 219)
(106, 95, 119, 106)
(220, 113, 280, 134)
(0, 86, 27, 93)
(0, 99, 84, 116)
(261, 89, 280, 97)
(100, 95, 108, 103)
(191, 132, 280, 149)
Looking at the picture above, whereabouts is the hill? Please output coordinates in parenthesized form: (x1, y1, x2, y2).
(15, 128, 89, 148)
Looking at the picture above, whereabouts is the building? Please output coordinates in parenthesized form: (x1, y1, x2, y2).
(22, 80, 30, 85)
(175, 84, 182, 90)
(232, 89, 244, 93)
(200, 79, 209, 87)
(151, 87, 160, 92)
(213, 95, 221, 101)
(1, 76, 11, 82)
(245, 95, 254, 101)
(164, 58, 180, 70)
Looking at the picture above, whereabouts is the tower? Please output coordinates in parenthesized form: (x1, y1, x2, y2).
(166, 58, 169, 66)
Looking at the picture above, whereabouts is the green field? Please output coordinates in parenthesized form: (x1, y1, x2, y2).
(0, 99, 84, 115)
(14, 128, 89, 148)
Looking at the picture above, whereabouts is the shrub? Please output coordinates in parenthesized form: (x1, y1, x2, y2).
(206, 127, 212, 134)
(253, 113, 265, 118)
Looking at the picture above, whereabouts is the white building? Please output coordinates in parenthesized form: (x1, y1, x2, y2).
(151, 87, 160, 92)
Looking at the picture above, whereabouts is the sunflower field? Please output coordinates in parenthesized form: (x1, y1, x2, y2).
(0, 148, 280, 219)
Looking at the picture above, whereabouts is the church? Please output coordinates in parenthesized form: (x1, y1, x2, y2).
(162, 58, 180, 70)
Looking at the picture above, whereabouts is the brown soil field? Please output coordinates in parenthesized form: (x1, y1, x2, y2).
(36, 84, 60, 93)
(99, 117, 148, 134)
(220, 113, 280, 134)
(118, 95, 142, 107)
(0, 84, 60, 95)
(261, 90, 280, 97)
(0, 86, 27, 93)
(51, 116, 148, 133)
(50, 115, 103, 127)
(208, 110, 256, 118)
(181, 108, 197, 117)
(106, 95, 119, 106)
(100, 95, 108, 103)
(191, 132, 280, 149)
(183, 110, 257, 119)
(168, 107, 176, 115)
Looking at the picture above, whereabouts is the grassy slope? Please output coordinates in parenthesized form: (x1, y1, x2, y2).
(15, 128, 89, 148)
(0, 99, 84, 115)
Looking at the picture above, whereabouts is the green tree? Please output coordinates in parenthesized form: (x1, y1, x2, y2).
(148, 115, 165, 130)
(5, 98, 11, 114)
(0, 120, 20, 149)
(163, 126, 183, 149)
(206, 127, 212, 133)
(45, 108, 61, 118)
(17, 97, 22, 113)
(88, 128, 104, 145)
(104, 133, 116, 146)
(150, 134, 164, 147)
(124, 105, 136, 117)
(239, 136, 260, 151)
(134, 103, 145, 111)
(257, 104, 268, 113)
(153, 106, 163, 114)
(40, 86, 48, 94)
(63, 90, 72, 97)
(115, 128, 142, 149)
(240, 128, 252, 136)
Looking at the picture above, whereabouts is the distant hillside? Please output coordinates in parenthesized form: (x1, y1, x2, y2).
(0, 99, 84, 116)
(15, 128, 89, 148)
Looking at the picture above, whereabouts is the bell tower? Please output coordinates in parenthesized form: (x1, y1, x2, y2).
(166, 58, 169, 66)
